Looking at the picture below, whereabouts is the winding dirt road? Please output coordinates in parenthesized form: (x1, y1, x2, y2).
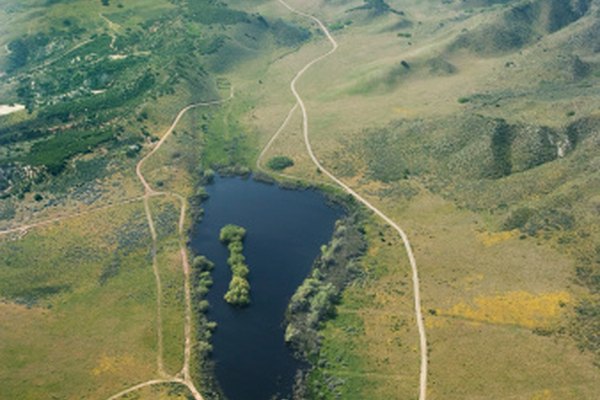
(103, 89, 233, 400)
(134, 94, 232, 380)
(1, 1, 429, 397)
(0, 78, 231, 400)
(273, 1, 429, 398)
(99, 13, 120, 50)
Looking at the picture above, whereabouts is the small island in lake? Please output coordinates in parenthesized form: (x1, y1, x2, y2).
(220, 224, 251, 306)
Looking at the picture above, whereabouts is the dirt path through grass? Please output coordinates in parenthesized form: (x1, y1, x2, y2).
(112, 88, 233, 400)
(99, 13, 119, 50)
(0, 196, 144, 238)
(271, 1, 429, 398)
(0, 71, 231, 400)
(2, 1, 429, 397)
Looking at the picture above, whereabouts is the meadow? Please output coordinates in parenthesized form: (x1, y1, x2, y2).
(0, 0, 312, 397)
(1, 0, 599, 399)
(243, 0, 600, 398)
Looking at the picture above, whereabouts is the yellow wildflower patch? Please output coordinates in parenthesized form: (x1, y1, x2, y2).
(441, 291, 571, 329)
(477, 229, 520, 247)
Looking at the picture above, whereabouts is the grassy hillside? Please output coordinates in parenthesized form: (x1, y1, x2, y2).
(0, 0, 313, 398)
(250, 0, 600, 398)
(450, 0, 593, 55)
(1, 0, 599, 399)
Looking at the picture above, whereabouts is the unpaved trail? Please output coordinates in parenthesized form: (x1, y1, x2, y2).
(134, 95, 233, 378)
(141, 192, 167, 377)
(274, 1, 429, 398)
(99, 13, 120, 50)
(256, 103, 299, 168)
(167, 191, 195, 382)
(29, 39, 93, 72)
(106, 87, 233, 400)
(0, 83, 232, 400)
(2, 0, 429, 396)
(0, 196, 144, 238)
(105, 379, 173, 400)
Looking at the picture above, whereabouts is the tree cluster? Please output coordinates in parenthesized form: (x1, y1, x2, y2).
(220, 224, 251, 306)
(266, 155, 294, 171)
(285, 211, 367, 357)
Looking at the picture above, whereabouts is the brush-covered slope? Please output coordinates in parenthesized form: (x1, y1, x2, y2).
(451, 0, 594, 54)
(248, 0, 600, 398)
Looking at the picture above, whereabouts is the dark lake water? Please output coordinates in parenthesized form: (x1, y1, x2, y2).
(189, 176, 342, 400)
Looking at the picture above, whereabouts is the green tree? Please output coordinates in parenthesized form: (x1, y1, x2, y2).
(267, 156, 294, 171)
(224, 276, 250, 305)
(220, 224, 246, 244)
(220, 224, 251, 306)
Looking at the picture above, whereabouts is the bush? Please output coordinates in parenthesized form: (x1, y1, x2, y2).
(192, 256, 214, 272)
(200, 168, 215, 185)
(503, 207, 535, 230)
(195, 187, 209, 201)
(363, 128, 410, 182)
(571, 298, 600, 359)
(270, 20, 311, 47)
(350, 0, 401, 15)
(7, 39, 29, 72)
(224, 276, 250, 306)
(267, 156, 294, 171)
(220, 224, 246, 243)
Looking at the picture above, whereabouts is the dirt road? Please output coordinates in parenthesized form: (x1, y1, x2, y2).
(275, 1, 429, 398)
(106, 88, 233, 400)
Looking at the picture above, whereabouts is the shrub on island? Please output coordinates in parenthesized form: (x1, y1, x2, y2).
(220, 224, 251, 306)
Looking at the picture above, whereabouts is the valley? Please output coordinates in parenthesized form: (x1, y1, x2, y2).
(1, 1, 599, 399)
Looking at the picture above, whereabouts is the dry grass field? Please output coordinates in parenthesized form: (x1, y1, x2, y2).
(1, 0, 599, 398)
(232, 0, 600, 398)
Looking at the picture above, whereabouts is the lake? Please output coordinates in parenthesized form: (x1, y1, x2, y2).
(189, 176, 342, 400)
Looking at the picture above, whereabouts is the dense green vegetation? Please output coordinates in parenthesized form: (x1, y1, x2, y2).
(0, 0, 311, 202)
(19, 129, 115, 175)
(2, 0, 599, 397)
(198, 106, 253, 175)
(186, 0, 250, 25)
(349, 0, 403, 16)
(189, 254, 224, 399)
(267, 155, 294, 171)
(220, 224, 251, 306)
(285, 209, 367, 358)
(340, 113, 597, 187)
(489, 119, 514, 178)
